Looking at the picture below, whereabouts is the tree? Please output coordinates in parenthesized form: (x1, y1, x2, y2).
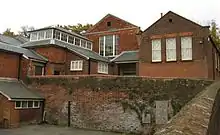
(18, 25, 35, 38)
(210, 20, 220, 46)
(60, 23, 93, 34)
(2, 28, 15, 37)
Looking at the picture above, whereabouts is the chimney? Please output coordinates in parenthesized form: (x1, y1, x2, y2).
(161, 13, 163, 17)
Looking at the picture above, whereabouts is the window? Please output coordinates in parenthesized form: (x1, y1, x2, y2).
(75, 38, 80, 46)
(81, 40, 86, 48)
(30, 32, 37, 41)
(15, 101, 21, 108)
(152, 39, 162, 62)
(54, 31, 61, 40)
(45, 29, 53, 39)
(54, 71, 60, 75)
(35, 66, 44, 75)
(98, 62, 108, 74)
(38, 31, 44, 40)
(33, 101, 40, 108)
(70, 60, 83, 71)
(68, 36, 74, 44)
(181, 37, 192, 60)
(61, 33, 67, 42)
(87, 42, 92, 50)
(166, 38, 176, 61)
(22, 101, 28, 108)
(28, 101, 33, 108)
(107, 21, 111, 27)
(99, 35, 119, 57)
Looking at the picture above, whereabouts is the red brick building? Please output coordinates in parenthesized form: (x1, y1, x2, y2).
(0, 42, 46, 128)
(139, 11, 220, 79)
(85, 14, 141, 75)
(22, 26, 111, 75)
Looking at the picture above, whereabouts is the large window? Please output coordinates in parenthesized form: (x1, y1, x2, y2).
(35, 66, 44, 75)
(152, 39, 162, 62)
(15, 101, 40, 109)
(81, 40, 87, 48)
(166, 38, 176, 61)
(70, 60, 83, 71)
(75, 38, 80, 46)
(181, 37, 192, 60)
(98, 62, 108, 74)
(99, 35, 119, 57)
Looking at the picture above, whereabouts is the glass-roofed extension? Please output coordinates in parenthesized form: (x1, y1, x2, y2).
(29, 26, 93, 50)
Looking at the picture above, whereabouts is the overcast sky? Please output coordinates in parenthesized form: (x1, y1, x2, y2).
(0, 0, 219, 33)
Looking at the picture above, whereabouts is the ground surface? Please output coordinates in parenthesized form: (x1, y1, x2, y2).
(0, 125, 126, 135)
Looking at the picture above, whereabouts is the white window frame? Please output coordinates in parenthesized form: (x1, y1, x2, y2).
(99, 35, 118, 57)
(166, 38, 176, 61)
(98, 62, 108, 74)
(70, 60, 83, 71)
(152, 39, 162, 62)
(15, 100, 40, 109)
(181, 36, 193, 61)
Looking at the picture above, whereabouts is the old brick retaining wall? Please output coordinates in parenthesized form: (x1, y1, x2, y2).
(26, 75, 212, 133)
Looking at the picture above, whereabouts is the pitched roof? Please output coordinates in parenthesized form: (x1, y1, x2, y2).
(0, 78, 44, 100)
(0, 42, 48, 62)
(143, 11, 207, 33)
(111, 50, 138, 63)
(0, 34, 23, 45)
(155, 81, 220, 135)
(21, 39, 109, 62)
(86, 13, 138, 33)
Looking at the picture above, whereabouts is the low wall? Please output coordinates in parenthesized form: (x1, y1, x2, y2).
(26, 75, 212, 134)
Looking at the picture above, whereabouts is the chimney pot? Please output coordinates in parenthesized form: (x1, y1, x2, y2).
(161, 13, 163, 17)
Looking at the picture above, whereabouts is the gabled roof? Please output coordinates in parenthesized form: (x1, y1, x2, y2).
(0, 78, 44, 101)
(111, 50, 138, 63)
(0, 42, 48, 62)
(143, 11, 208, 33)
(21, 39, 109, 62)
(86, 13, 138, 33)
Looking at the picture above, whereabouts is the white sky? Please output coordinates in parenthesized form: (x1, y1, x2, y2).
(0, 0, 219, 33)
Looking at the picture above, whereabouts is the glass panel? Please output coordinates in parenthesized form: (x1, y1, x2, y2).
(45, 29, 52, 39)
(166, 38, 176, 61)
(68, 36, 74, 44)
(152, 39, 161, 61)
(115, 35, 119, 55)
(22, 101, 28, 108)
(35, 66, 43, 75)
(87, 42, 92, 50)
(75, 38, 80, 46)
(38, 31, 45, 40)
(105, 35, 114, 56)
(28, 101, 33, 108)
(34, 101, 39, 108)
(99, 37, 104, 56)
(30, 32, 37, 41)
(55, 31, 61, 40)
(81, 40, 86, 48)
(61, 33, 67, 41)
(181, 37, 192, 60)
(15, 101, 21, 108)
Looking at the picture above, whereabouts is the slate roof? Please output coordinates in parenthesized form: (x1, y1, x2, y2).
(154, 81, 220, 135)
(21, 39, 109, 62)
(0, 34, 23, 45)
(0, 78, 44, 100)
(0, 42, 48, 62)
(111, 50, 138, 63)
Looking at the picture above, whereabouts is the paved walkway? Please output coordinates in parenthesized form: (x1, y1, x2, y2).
(0, 125, 126, 135)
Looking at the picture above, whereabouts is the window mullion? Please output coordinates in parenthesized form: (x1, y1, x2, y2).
(59, 32, 62, 40)
(104, 36, 106, 56)
(113, 35, 115, 56)
(51, 29, 54, 39)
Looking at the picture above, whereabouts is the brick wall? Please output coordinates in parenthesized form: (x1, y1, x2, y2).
(0, 51, 20, 79)
(27, 76, 212, 133)
(139, 11, 212, 79)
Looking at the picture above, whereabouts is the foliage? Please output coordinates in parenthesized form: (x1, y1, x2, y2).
(210, 20, 220, 46)
(2, 28, 15, 37)
(59, 23, 93, 34)
(18, 25, 35, 38)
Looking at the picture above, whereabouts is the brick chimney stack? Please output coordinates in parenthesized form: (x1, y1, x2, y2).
(161, 13, 163, 17)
